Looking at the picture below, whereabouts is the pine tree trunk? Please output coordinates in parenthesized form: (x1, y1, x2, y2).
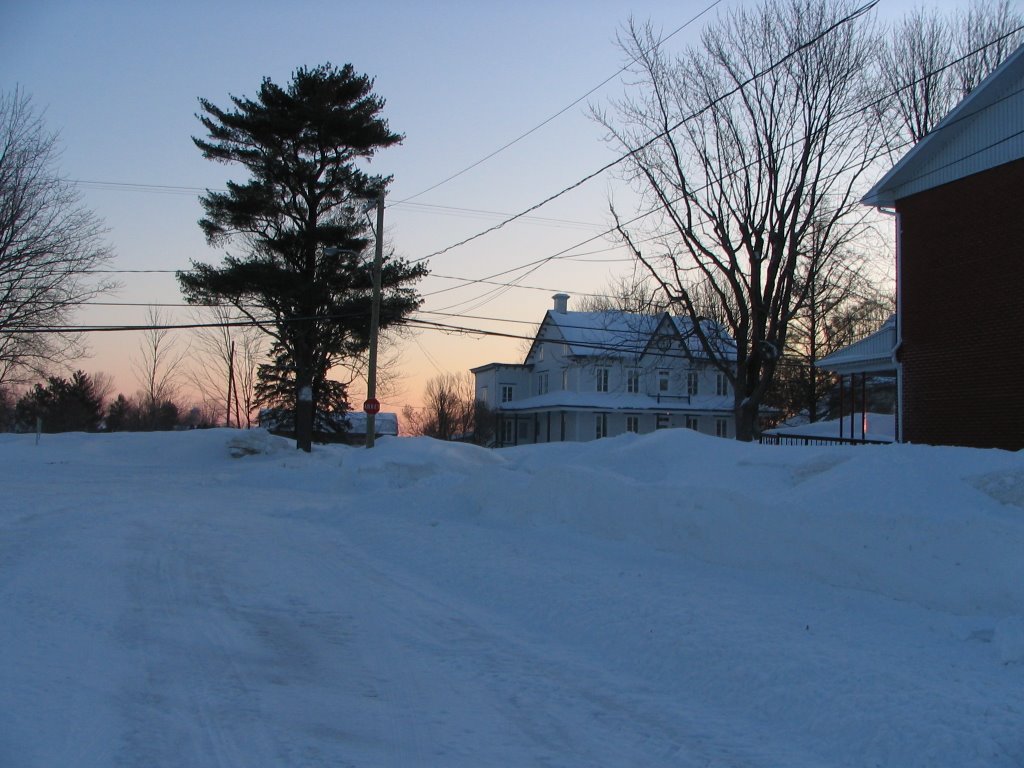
(295, 366, 314, 452)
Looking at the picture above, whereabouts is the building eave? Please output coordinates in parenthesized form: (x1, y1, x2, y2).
(863, 42, 1024, 208)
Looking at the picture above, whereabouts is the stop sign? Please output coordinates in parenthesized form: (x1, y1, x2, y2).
(362, 398, 381, 415)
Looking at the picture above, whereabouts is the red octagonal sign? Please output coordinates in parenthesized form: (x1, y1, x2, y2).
(362, 398, 381, 415)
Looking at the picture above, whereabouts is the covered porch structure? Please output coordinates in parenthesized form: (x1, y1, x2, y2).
(814, 316, 899, 443)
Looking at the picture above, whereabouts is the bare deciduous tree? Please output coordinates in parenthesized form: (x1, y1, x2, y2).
(0, 88, 114, 385)
(132, 307, 188, 428)
(596, 0, 883, 440)
(187, 305, 265, 428)
(879, 0, 1023, 151)
(770, 248, 893, 423)
(575, 274, 670, 315)
(405, 372, 485, 442)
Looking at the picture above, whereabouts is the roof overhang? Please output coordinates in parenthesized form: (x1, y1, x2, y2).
(863, 43, 1024, 207)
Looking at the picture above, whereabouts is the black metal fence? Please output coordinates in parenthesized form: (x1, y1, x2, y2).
(759, 432, 890, 447)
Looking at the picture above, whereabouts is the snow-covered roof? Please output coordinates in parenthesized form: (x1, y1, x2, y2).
(863, 42, 1024, 207)
(346, 412, 398, 436)
(535, 311, 660, 360)
(527, 309, 737, 363)
(470, 362, 531, 374)
(496, 390, 733, 414)
(815, 315, 897, 375)
(258, 408, 398, 437)
(666, 315, 737, 360)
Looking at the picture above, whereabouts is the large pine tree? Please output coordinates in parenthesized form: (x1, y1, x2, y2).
(179, 64, 425, 451)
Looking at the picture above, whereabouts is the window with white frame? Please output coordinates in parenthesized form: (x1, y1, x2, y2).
(536, 371, 549, 395)
(687, 371, 699, 396)
(595, 413, 608, 439)
(656, 413, 670, 430)
(716, 372, 728, 396)
(716, 418, 728, 437)
(685, 414, 699, 431)
(500, 384, 514, 403)
(501, 419, 514, 443)
(537, 345, 544, 362)
(561, 368, 569, 390)
(626, 415, 639, 433)
(480, 386, 489, 404)
(658, 370, 670, 393)
(595, 367, 609, 393)
(627, 368, 640, 394)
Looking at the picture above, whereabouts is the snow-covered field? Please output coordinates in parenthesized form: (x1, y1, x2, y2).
(2, 428, 1022, 767)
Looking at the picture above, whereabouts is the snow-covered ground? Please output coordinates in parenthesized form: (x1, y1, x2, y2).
(2, 428, 1022, 767)
(765, 411, 897, 441)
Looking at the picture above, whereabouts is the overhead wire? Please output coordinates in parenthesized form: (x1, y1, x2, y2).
(392, 0, 728, 205)
(407, 0, 882, 265)
(411, 19, 1024, 313)
(50, 17, 1024, 340)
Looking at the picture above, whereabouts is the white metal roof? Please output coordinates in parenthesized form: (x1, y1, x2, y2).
(815, 315, 897, 375)
(863, 42, 1024, 207)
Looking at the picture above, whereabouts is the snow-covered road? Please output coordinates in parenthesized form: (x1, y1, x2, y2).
(2, 430, 1022, 766)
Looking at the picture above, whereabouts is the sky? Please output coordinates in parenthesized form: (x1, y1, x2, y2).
(1, 0, 958, 413)
(2, 427, 1023, 765)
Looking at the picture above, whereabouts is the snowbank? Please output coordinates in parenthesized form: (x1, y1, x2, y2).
(1, 428, 1022, 767)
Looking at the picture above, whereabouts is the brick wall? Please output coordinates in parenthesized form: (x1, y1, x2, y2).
(897, 157, 1024, 450)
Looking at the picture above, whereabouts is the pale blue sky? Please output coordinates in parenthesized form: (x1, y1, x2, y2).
(1, 0, 955, 408)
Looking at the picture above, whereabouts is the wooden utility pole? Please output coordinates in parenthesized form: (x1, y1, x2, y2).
(365, 191, 384, 448)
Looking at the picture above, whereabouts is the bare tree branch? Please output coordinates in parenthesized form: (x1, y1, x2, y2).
(0, 88, 115, 385)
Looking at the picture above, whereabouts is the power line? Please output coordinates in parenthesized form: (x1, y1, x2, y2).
(392, 0, 728, 205)
(413, 20, 1024, 313)
(408, 0, 881, 265)
(70, 23, 1024, 327)
(67, 178, 611, 232)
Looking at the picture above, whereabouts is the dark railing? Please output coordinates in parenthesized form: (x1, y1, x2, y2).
(759, 432, 890, 447)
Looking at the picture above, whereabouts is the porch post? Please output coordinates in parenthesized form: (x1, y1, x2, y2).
(839, 374, 844, 440)
(849, 375, 855, 442)
(861, 373, 867, 442)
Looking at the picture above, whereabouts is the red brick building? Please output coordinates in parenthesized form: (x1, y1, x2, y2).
(863, 45, 1024, 450)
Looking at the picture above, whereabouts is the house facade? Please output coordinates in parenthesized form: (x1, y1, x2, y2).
(472, 294, 736, 445)
(862, 43, 1024, 450)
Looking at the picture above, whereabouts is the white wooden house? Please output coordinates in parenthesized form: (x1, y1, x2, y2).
(472, 294, 736, 445)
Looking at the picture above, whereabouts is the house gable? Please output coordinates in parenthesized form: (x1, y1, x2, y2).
(864, 43, 1024, 206)
(861, 42, 1024, 450)
(471, 294, 739, 445)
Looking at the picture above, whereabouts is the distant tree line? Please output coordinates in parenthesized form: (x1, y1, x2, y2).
(403, 372, 494, 444)
(0, 372, 215, 434)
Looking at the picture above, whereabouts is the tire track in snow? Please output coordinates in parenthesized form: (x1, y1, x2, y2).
(315, 529, 813, 767)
